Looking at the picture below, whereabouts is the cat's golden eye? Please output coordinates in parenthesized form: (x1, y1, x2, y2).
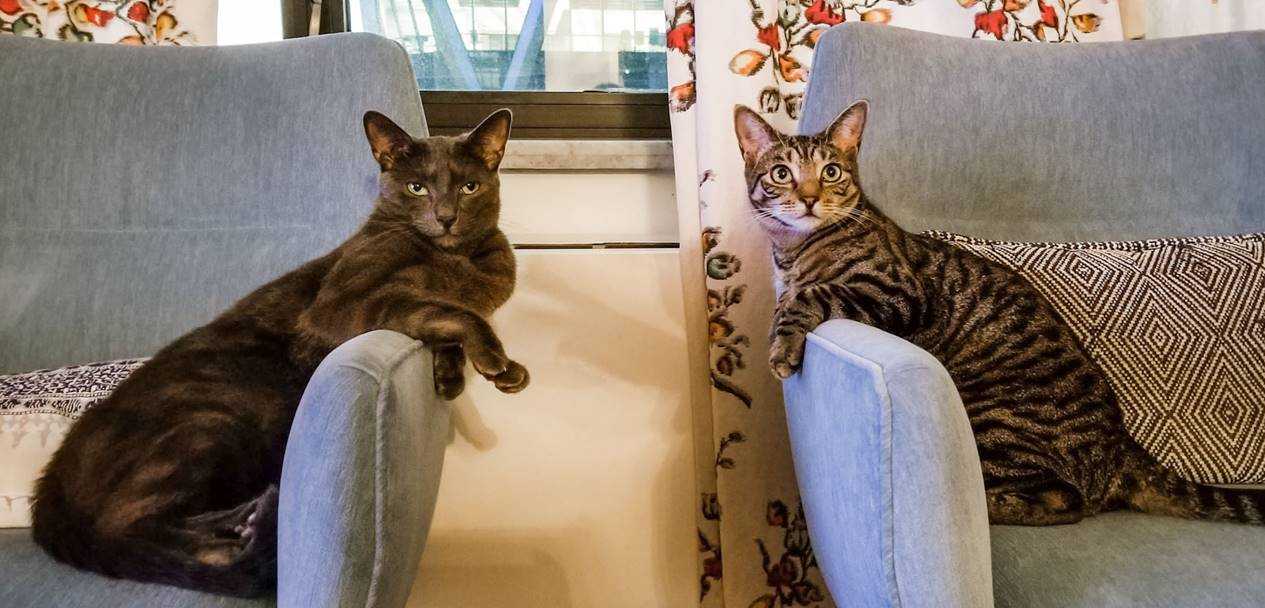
(821, 163, 844, 183)
(768, 164, 794, 185)
(406, 183, 428, 197)
(460, 181, 480, 195)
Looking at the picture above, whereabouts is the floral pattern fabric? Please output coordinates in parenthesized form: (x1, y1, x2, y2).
(665, 1, 1123, 605)
(0, 0, 213, 45)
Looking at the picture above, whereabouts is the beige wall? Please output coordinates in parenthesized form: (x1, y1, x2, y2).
(407, 164, 698, 607)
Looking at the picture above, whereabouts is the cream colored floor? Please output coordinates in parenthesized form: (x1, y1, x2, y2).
(407, 249, 697, 607)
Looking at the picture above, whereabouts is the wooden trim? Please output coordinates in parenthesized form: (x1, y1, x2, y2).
(422, 91, 671, 140)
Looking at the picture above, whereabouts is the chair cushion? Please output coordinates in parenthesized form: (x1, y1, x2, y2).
(0, 359, 144, 527)
(930, 231, 1265, 484)
(0, 528, 274, 607)
(991, 512, 1265, 607)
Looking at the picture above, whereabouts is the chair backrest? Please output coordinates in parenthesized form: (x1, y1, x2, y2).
(801, 24, 1265, 241)
(0, 34, 426, 373)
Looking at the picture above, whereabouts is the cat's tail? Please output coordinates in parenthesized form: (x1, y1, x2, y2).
(1120, 445, 1263, 525)
(32, 483, 279, 597)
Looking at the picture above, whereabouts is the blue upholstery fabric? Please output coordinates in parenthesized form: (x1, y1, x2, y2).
(0, 35, 447, 607)
(279, 330, 449, 608)
(992, 512, 1265, 607)
(0, 33, 427, 373)
(800, 24, 1265, 242)
(0, 331, 446, 608)
(793, 23, 1265, 608)
(0, 529, 271, 608)
(783, 320, 992, 608)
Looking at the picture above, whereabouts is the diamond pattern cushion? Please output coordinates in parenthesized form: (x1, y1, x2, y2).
(929, 231, 1265, 484)
(0, 359, 144, 527)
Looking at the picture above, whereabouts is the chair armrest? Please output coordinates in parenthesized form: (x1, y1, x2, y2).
(781, 320, 992, 608)
(277, 330, 450, 608)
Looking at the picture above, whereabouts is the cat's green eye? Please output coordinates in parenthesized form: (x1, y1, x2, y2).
(821, 163, 844, 183)
(406, 183, 428, 197)
(460, 181, 480, 195)
(768, 164, 794, 185)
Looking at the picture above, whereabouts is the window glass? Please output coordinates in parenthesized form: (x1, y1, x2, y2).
(349, 0, 668, 91)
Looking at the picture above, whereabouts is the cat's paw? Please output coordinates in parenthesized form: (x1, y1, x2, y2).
(768, 332, 806, 379)
(434, 371, 466, 400)
(491, 360, 529, 394)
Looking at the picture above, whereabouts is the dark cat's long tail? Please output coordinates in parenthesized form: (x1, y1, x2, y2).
(1120, 444, 1264, 525)
(32, 483, 279, 597)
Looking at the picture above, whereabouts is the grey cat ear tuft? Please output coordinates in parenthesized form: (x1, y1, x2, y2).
(734, 105, 780, 166)
(363, 111, 413, 171)
(826, 100, 868, 150)
(466, 109, 513, 170)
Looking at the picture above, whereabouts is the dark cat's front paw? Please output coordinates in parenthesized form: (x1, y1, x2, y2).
(768, 332, 806, 379)
(434, 370, 466, 400)
(433, 344, 467, 400)
(491, 360, 529, 394)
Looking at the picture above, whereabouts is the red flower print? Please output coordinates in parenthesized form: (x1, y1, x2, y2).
(777, 53, 806, 82)
(666, 22, 694, 53)
(0, 0, 20, 16)
(757, 24, 780, 52)
(975, 9, 1007, 40)
(804, 0, 843, 26)
(1038, 0, 1057, 27)
(127, 2, 151, 22)
(79, 4, 115, 27)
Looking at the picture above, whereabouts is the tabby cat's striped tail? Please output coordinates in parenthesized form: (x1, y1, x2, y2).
(1123, 446, 1264, 525)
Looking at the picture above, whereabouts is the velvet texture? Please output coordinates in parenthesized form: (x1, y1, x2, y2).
(788, 23, 1265, 608)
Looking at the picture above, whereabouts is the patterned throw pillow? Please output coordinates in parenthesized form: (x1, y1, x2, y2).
(0, 0, 215, 45)
(0, 359, 144, 527)
(928, 231, 1265, 485)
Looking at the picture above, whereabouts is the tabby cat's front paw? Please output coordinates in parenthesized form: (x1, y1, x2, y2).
(491, 360, 530, 394)
(768, 332, 806, 379)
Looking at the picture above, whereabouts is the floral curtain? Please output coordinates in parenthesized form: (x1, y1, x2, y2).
(664, 2, 1123, 606)
(0, 1, 215, 44)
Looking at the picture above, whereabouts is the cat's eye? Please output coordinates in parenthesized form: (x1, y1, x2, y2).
(768, 164, 794, 185)
(405, 183, 428, 197)
(460, 181, 480, 195)
(821, 163, 844, 183)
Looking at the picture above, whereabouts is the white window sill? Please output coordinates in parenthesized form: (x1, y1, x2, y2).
(501, 140, 674, 171)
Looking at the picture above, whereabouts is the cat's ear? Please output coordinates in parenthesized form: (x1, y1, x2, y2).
(734, 105, 780, 165)
(363, 111, 414, 171)
(825, 100, 868, 151)
(465, 109, 513, 170)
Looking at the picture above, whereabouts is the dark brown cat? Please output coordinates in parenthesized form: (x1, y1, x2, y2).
(31, 110, 528, 596)
(735, 101, 1264, 526)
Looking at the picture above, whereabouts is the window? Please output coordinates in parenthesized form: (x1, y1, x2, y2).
(348, 0, 667, 92)
(344, 0, 671, 139)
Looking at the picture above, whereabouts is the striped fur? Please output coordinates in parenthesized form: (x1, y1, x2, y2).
(735, 101, 1264, 526)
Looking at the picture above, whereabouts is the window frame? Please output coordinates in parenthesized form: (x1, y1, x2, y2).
(285, 0, 671, 140)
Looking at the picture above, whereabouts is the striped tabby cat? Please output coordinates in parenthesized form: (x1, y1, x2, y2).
(734, 100, 1264, 526)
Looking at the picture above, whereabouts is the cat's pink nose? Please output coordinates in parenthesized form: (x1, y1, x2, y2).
(802, 198, 818, 212)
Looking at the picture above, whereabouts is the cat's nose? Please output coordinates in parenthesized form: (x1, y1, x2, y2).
(439, 217, 456, 231)
(802, 197, 818, 212)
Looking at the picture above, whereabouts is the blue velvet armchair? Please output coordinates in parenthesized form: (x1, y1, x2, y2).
(784, 24, 1265, 608)
(0, 34, 447, 607)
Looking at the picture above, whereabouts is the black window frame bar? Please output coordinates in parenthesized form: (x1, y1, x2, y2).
(283, 0, 671, 140)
